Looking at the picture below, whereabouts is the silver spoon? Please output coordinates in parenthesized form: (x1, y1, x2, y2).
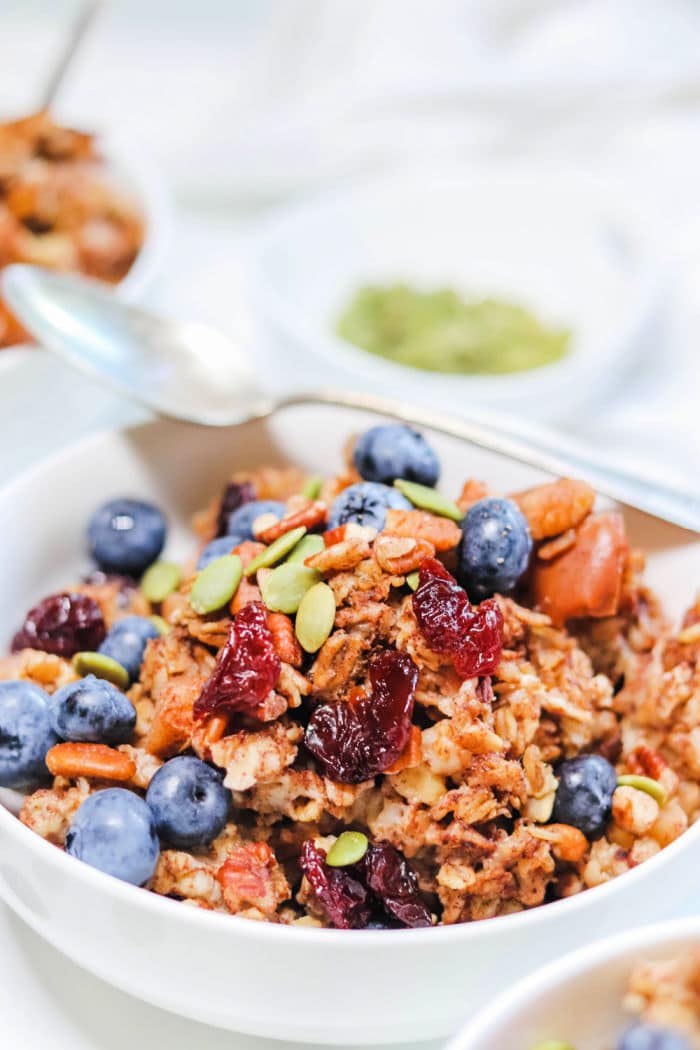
(40, 0, 103, 111)
(3, 263, 700, 533)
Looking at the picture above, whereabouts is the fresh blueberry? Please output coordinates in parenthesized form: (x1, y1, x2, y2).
(146, 755, 229, 848)
(197, 536, 237, 570)
(98, 615, 159, 682)
(617, 1024, 692, 1050)
(66, 788, 159, 885)
(0, 680, 58, 789)
(458, 497, 532, 600)
(353, 424, 440, 487)
(328, 482, 411, 531)
(551, 754, 617, 839)
(88, 498, 166, 576)
(224, 500, 286, 544)
(52, 675, 136, 744)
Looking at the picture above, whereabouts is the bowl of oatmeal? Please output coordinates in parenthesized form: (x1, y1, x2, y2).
(447, 917, 700, 1050)
(0, 396, 698, 1044)
(0, 109, 169, 349)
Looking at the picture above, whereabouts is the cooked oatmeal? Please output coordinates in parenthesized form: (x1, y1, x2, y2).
(1, 422, 699, 931)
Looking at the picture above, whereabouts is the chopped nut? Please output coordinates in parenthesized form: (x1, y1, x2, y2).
(513, 478, 596, 540)
(384, 508, 462, 551)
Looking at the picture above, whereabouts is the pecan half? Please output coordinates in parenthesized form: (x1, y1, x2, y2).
(384, 509, 461, 552)
(374, 534, 435, 574)
(513, 478, 595, 541)
(267, 612, 303, 667)
(257, 501, 328, 544)
(305, 537, 371, 573)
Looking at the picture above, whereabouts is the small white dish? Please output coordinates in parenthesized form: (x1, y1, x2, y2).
(0, 398, 698, 1045)
(250, 167, 666, 423)
(447, 916, 700, 1050)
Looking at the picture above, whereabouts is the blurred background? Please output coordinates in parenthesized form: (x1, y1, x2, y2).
(2, 0, 700, 480)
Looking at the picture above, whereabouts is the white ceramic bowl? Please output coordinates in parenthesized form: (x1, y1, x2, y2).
(250, 168, 666, 423)
(447, 916, 700, 1050)
(0, 397, 698, 1045)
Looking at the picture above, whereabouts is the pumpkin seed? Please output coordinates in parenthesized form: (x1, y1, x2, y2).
(406, 571, 420, 591)
(260, 563, 320, 614)
(286, 533, 325, 564)
(301, 475, 323, 500)
(244, 527, 307, 576)
(295, 582, 336, 653)
(149, 614, 171, 636)
(73, 651, 130, 690)
(394, 479, 463, 521)
(326, 830, 368, 867)
(190, 554, 242, 614)
(141, 560, 181, 603)
(616, 774, 667, 806)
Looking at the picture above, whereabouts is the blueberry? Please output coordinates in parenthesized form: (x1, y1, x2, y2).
(225, 500, 286, 544)
(197, 536, 237, 570)
(458, 497, 532, 600)
(66, 788, 159, 885)
(617, 1024, 692, 1050)
(88, 499, 166, 576)
(353, 424, 440, 487)
(52, 675, 136, 744)
(98, 616, 159, 682)
(146, 756, 229, 848)
(0, 681, 58, 789)
(328, 482, 411, 531)
(551, 754, 617, 839)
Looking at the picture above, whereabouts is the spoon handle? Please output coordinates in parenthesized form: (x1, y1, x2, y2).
(282, 390, 700, 534)
(39, 0, 103, 111)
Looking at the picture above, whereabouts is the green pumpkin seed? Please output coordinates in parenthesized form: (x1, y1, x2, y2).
(190, 554, 242, 614)
(301, 475, 323, 500)
(394, 479, 463, 521)
(149, 614, 171, 636)
(260, 563, 320, 614)
(326, 831, 368, 867)
(286, 533, 325, 564)
(295, 582, 336, 653)
(616, 774, 667, 806)
(141, 560, 181, 603)
(406, 571, 420, 591)
(244, 527, 307, 577)
(73, 651, 130, 690)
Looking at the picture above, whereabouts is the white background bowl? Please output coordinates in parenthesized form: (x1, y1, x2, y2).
(447, 916, 700, 1050)
(250, 168, 666, 423)
(0, 398, 698, 1045)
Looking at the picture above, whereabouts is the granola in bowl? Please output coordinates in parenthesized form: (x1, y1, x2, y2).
(0, 110, 145, 348)
(1, 420, 699, 931)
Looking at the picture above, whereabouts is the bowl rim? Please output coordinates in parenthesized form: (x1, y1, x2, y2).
(445, 914, 700, 1049)
(249, 164, 666, 404)
(0, 402, 697, 948)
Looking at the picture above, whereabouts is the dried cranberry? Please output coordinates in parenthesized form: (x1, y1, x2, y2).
(11, 592, 106, 657)
(193, 601, 280, 720)
(305, 650, 418, 783)
(359, 841, 432, 928)
(215, 481, 255, 538)
(299, 840, 371, 929)
(413, 558, 503, 677)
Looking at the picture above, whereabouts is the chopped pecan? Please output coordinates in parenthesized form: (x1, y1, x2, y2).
(217, 842, 290, 918)
(384, 509, 461, 552)
(267, 613, 303, 668)
(312, 631, 365, 692)
(306, 537, 372, 573)
(531, 823, 588, 863)
(45, 742, 136, 782)
(537, 529, 576, 561)
(513, 478, 595, 541)
(258, 501, 328, 544)
(374, 534, 435, 575)
(231, 576, 262, 615)
(457, 479, 489, 512)
(531, 512, 628, 625)
(625, 745, 667, 780)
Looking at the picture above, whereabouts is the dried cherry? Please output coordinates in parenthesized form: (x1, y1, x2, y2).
(11, 592, 106, 657)
(300, 839, 431, 929)
(305, 650, 418, 783)
(299, 840, 371, 929)
(215, 481, 255, 538)
(413, 558, 503, 677)
(193, 601, 280, 720)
